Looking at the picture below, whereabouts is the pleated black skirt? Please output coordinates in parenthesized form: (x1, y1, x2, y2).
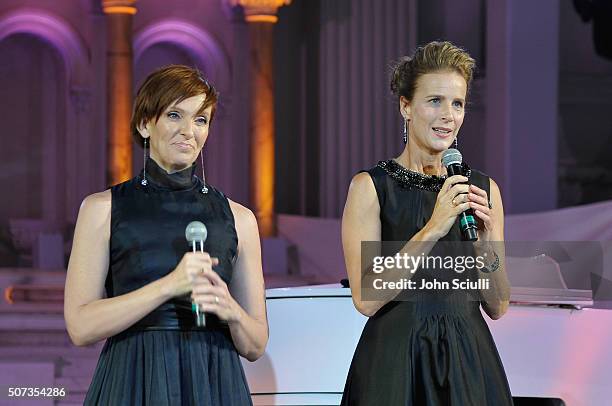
(84, 329, 252, 405)
(341, 298, 513, 406)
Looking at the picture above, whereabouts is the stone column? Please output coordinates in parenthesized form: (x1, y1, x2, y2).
(102, 0, 137, 186)
(486, 0, 559, 213)
(227, 0, 291, 237)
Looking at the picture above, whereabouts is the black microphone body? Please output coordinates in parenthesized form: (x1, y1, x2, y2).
(442, 149, 478, 242)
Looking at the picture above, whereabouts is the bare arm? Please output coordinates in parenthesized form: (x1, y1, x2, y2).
(342, 172, 382, 316)
(343, 173, 470, 317)
(469, 179, 511, 320)
(64, 191, 213, 346)
(191, 201, 268, 361)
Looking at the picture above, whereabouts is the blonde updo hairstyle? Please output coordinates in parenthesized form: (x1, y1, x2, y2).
(390, 41, 476, 102)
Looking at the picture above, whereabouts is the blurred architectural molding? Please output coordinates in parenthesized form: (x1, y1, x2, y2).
(134, 19, 231, 94)
(0, 8, 90, 87)
(101, 0, 137, 15)
(224, 0, 291, 23)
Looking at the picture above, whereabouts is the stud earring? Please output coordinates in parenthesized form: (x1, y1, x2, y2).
(200, 150, 208, 194)
(141, 138, 148, 186)
(403, 120, 408, 144)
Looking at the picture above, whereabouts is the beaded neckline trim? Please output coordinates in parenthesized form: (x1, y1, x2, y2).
(377, 160, 471, 192)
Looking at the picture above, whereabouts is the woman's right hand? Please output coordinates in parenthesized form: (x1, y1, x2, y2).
(426, 175, 471, 240)
(163, 252, 219, 298)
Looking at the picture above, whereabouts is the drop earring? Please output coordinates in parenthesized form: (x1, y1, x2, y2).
(200, 150, 208, 194)
(453, 136, 458, 149)
(403, 120, 408, 144)
(141, 138, 148, 186)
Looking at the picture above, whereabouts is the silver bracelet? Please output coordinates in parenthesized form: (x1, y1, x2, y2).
(479, 251, 500, 274)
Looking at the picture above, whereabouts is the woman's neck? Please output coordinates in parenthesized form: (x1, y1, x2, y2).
(395, 145, 446, 177)
(149, 153, 190, 174)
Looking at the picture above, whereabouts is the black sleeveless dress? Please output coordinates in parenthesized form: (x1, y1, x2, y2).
(84, 158, 252, 405)
(341, 160, 513, 406)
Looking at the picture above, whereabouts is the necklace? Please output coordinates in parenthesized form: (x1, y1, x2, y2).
(378, 160, 471, 192)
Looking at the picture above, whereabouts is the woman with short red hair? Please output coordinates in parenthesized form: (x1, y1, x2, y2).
(64, 65, 267, 405)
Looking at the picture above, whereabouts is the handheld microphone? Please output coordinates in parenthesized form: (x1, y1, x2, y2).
(185, 221, 208, 327)
(441, 149, 478, 241)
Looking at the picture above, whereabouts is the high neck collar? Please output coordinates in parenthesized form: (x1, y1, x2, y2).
(142, 157, 197, 190)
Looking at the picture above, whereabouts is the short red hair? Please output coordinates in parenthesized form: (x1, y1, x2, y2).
(131, 65, 219, 147)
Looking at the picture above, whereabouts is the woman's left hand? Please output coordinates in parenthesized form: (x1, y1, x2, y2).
(191, 270, 242, 324)
(467, 184, 494, 242)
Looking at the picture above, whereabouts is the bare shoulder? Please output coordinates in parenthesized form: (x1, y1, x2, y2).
(81, 189, 111, 210)
(349, 172, 376, 195)
(346, 172, 378, 211)
(228, 199, 258, 231)
(77, 190, 111, 230)
(489, 178, 501, 194)
(227, 200, 260, 259)
(488, 178, 503, 202)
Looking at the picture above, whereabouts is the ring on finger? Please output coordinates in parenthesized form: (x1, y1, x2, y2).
(453, 195, 464, 206)
(215, 296, 219, 304)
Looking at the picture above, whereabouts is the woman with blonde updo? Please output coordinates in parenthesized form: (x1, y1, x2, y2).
(341, 42, 513, 405)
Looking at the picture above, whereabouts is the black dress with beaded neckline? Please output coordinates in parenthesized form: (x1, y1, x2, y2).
(377, 159, 472, 192)
(341, 160, 513, 406)
(84, 157, 252, 405)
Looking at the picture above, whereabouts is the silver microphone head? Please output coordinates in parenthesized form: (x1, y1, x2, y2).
(441, 148, 462, 168)
(185, 221, 207, 243)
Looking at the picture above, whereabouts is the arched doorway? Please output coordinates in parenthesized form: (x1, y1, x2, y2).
(0, 33, 66, 265)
